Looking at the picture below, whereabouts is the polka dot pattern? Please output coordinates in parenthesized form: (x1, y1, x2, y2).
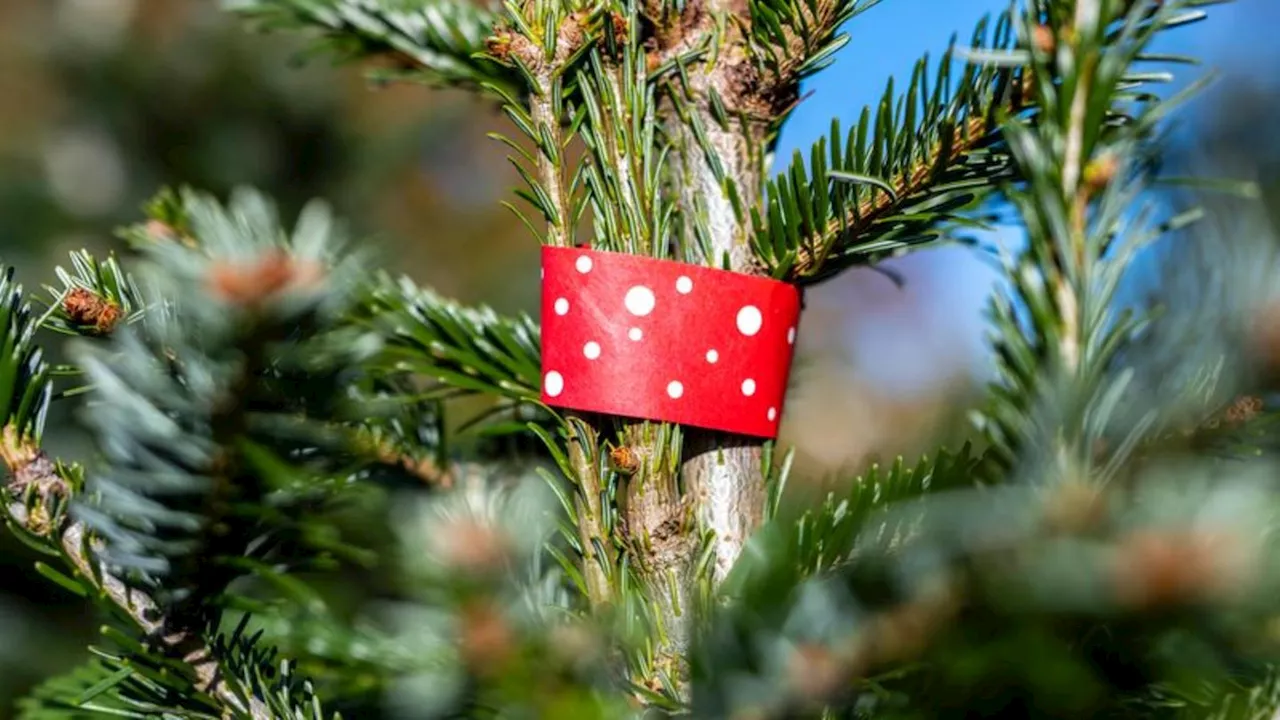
(737, 306, 763, 336)
(625, 286, 656, 316)
(544, 371, 564, 397)
(539, 247, 799, 438)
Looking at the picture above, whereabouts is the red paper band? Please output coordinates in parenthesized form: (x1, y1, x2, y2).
(539, 247, 800, 438)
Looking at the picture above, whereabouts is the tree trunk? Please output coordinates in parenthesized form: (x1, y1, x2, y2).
(665, 3, 770, 586)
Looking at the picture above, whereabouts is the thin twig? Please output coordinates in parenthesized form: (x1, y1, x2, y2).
(0, 427, 270, 720)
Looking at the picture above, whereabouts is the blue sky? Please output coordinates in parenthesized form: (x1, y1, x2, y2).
(779, 0, 1277, 393)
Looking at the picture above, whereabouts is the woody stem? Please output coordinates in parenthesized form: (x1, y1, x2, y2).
(664, 0, 769, 588)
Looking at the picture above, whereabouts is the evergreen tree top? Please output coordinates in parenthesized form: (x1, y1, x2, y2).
(7, 1, 1280, 718)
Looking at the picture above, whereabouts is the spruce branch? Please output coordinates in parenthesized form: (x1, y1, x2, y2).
(697, 453, 1280, 717)
(484, 1, 635, 619)
(780, 444, 982, 580)
(527, 77, 576, 248)
(225, 0, 518, 93)
(756, 1, 1231, 287)
(370, 275, 542, 404)
(976, 0, 1216, 476)
(363, 274, 555, 485)
(613, 420, 698, 687)
(568, 28, 708, 691)
(2, 437, 274, 719)
(23, 189, 415, 720)
(745, 0, 883, 112)
(488, 4, 624, 615)
(575, 28, 675, 255)
(751, 8, 1024, 286)
(484, 0, 599, 247)
(0, 265, 288, 719)
(76, 191, 377, 614)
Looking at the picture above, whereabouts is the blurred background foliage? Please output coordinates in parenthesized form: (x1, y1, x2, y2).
(0, 0, 1276, 713)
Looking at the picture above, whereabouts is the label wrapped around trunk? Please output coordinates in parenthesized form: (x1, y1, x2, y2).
(539, 246, 800, 438)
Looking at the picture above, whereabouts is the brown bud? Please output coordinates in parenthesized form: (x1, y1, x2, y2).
(1223, 395, 1264, 427)
(645, 51, 662, 74)
(610, 445, 640, 474)
(1031, 25, 1055, 54)
(63, 287, 123, 334)
(1083, 153, 1120, 195)
(563, 11, 586, 49)
(555, 12, 589, 64)
(607, 12, 629, 44)
(458, 601, 514, 674)
(206, 250, 324, 307)
(485, 30, 515, 62)
(1112, 529, 1244, 608)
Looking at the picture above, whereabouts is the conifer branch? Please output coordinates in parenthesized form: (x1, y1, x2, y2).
(576, 24, 673, 255)
(0, 259, 290, 718)
(1, 434, 273, 720)
(757, 1, 1230, 287)
(484, 3, 594, 246)
(40, 251, 140, 338)
(32, 189, 374, 718)
(371, 275, 542, 403)
(570, 27, 701, 687)
(226, 0, 518, 93)
(486, 4, 623, 613)
(978, 0, 1218, 475)
(745, 0, 883, 118)
(531, 91, 574, 248)
(1054, 0, 1102, 381)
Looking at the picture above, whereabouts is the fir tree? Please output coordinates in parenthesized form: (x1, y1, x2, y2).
(5, 0, 1280, 717)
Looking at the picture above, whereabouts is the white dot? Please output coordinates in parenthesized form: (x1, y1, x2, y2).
(624, 286, 656, 316)
(787, 326, 796, 345)
(540, 268, 545, 280)
(736, 305, 763, 336)
(576, 256, 593, 273)
(676, 276, 693, 294)
(667, 381, 683, 399)
(544, 371, 564, 397)
(767, 407, 777, 421)
(583, 341, 601, 360)
(554, 297, 569, 315)
(741, 379, 756, 396)
(629, 327, 643, 341)
(706, 349, 718, 363)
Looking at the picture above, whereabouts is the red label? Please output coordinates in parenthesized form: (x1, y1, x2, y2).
(539, 247, 800, 438)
